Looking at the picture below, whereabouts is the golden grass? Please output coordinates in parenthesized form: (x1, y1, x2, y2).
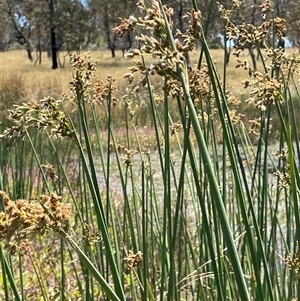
(0, 50, 123, 98)
(0, 48, 298, 100)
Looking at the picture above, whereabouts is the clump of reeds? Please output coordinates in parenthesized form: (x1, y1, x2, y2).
(1, 1, 300, 301)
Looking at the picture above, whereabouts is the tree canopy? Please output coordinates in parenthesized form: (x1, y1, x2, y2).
(1, 0, 299, 67)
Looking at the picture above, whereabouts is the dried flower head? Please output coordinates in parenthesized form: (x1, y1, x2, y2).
(170, 121, 182, 136)
(248, 117, 261, 136)
(70, 52, 97, 96)
(114, 0, 203, 93)
(83, 223, 102, 246)
(286, 244, 300, 274)
(41, 163, 58, 181)
(93, 76, 118, 106)
(243, 72, 283, 110)
(273, 149, 290, 188)
(0, 191, 72, 254)
(123, 250, 143, 274)
(122, 148, 139, 167)
(0, 97, 74, 146)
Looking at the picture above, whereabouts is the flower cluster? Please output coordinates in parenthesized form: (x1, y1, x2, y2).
(243, 72, 283, 110)
(219, 0, 286, 56)
(83, 223, 102, 246)
(113, 0, 202, 86)
(41, 163, 58, 181)
(69, 53, 121, 107)
(286, 248, 300, 274)
(0, 97, 74, 146)
(0, 191, 72, 254)
(93, 76, 119, 107)
(273, 149, 291, 189)
(122, 148, 139, 167)
(123, 250, 143, 274)
(69, 53, 97, 95)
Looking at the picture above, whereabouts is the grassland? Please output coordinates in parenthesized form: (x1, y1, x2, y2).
(0, 48, 271, 98)
(1, 47, 290, 139)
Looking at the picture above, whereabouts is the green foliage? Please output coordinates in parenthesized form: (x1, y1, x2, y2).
(1, 1, 300, 301)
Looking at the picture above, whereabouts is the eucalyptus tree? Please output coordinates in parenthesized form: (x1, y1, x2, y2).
(45, 0, 92, 68)
(50, 0, 92, 67)
(218, 0, 279, 70)
(55, 0, 92, 52)
(2, 0, 91, 68)
(20, 0, 49, 65)
(1, 0, 36, 60)
(0, 0, 14, 51)
(88, 0, 138, 57)
(281, 0, 300, 49)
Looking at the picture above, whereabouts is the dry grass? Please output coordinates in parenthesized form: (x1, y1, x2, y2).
(0, 48, 266, 97)
(1, 48, 299, 105)
(0, 50, 131, 99)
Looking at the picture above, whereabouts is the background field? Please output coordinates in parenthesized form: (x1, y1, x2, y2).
(2, 47, 300, 138)
(0, 48, 268, 98)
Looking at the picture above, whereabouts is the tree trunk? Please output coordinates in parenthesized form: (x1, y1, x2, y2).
(249, 46, 257, 72)
(34, 39, 42, 65)
(224, 29, 231, 65)
(110, 46, 116, 58)
(278, 38, 285, 51)
(104, 13, 117, 58)
(249, 0, 257, 71)
(178, 3, 191, 70)
(49, 0, 58, 69)
(225, 46, 231, 64)
(275, 0, 285, 52)
(108, 34, 117, 58)
(6, 6, 33, 61)
(51, 29, 58, 69)
(26, 47, 33, 61)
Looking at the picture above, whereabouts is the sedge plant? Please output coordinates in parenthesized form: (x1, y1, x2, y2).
(1, 0, 300, 300)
